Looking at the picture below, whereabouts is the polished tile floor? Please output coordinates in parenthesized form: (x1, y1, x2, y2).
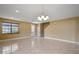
(0, 37, 79, 54)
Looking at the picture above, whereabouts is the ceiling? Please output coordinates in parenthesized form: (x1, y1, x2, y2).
(0, 4, 79, 23)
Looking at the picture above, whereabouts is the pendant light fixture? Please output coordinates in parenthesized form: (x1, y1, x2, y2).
(37, 5, 49, 21)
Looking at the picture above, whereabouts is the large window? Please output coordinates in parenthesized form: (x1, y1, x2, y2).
(2, 22, 19, 34)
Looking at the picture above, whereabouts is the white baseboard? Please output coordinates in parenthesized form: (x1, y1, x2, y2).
(44, 37, 79, 44)
(0, 36, 30, 42)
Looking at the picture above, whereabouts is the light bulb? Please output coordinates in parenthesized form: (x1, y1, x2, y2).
(46, 16, 49, 19)
(37, 16, 42, 21)
(44, 16, 49, 20)
(41, 15, 44, 19)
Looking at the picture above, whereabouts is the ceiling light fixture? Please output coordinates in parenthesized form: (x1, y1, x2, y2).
(16, 10, 19, 13)
(37, 5, 49, 21)
(37, 15, 49, 21)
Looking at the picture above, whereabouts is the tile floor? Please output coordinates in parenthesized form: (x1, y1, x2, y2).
(0, 37, 79, 54)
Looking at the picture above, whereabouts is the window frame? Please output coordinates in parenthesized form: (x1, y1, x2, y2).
(1, 22, 20, 34)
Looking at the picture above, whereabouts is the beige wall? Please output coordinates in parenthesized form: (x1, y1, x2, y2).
(0, 18, 31, 40)
(44, 17, 79, 42)
(76, 18, 79, 42)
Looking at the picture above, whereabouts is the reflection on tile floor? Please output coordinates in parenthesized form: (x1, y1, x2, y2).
(0, 37, 79, 54)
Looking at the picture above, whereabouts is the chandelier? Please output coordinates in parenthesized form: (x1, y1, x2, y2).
(37, 5, 49, 21)
(37, 15, 49, 21)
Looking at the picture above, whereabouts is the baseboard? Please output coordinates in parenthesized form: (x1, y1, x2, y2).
(44, 37, 79, 44)
(0, 36, 30, 42)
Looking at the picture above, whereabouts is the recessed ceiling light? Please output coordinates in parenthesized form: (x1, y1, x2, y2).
(16, 10, 19, 13)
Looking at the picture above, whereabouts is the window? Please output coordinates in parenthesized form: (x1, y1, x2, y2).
(12, 23, 19, 33)
(2, 22, 19, 34)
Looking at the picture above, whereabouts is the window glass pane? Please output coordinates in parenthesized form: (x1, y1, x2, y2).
(2, 23, 11, 26)
(2, 23, 11, 34)
(2, 26, 11, 29)
(12, 27, 19, 33)
(12, 23, 19, 33)
(12, 24, 18, 26)
(2, 30, 11, 33)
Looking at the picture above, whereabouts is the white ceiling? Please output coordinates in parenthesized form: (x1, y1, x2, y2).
(0, 4, 79, 23)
